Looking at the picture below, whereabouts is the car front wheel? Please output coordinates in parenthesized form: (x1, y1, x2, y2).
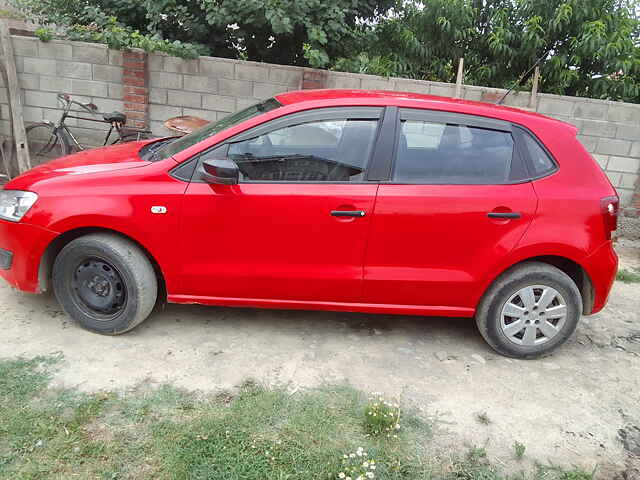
(52, 233, 158, 335)
(475, 262, 582, 359)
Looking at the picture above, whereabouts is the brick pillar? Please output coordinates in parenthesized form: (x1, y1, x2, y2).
(302, 69, 326, 90)
(122, 50, 148, 129)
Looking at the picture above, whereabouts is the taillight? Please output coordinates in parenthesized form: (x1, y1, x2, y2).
(600, 195, 619, 239)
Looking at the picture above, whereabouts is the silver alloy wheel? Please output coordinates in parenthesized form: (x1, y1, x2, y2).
(500, 284, 568, 346)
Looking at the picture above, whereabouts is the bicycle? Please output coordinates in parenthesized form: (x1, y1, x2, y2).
(25, 93, 153, 162)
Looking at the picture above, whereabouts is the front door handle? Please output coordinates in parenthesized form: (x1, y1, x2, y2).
(331, 210, 366, 217)
(487, 212, 521, 219)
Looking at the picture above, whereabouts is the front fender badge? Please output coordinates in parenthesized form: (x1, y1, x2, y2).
(151, 206, 167, 214)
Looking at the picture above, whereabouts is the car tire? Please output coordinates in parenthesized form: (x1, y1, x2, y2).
(52, 233, 158, 335)
(475, 262, 582, 359)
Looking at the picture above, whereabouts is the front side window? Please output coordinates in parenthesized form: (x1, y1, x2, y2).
(152, 98, 282, 162)
(393, 120, 514, 184)
(227, 119, 378, 182)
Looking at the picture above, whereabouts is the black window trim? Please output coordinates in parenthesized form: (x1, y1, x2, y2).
(382, 107, 525, 186)
(170, 106, 560, 185)
(186, 106, 386, 185)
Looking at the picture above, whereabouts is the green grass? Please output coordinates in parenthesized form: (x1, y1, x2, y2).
(616, 267, 640, 283)
(513, 441, 526, 460)
(0, 355, 596, 480)
(0, 8, 25, 20)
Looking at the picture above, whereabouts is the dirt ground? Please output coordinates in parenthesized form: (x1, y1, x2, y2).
(1, 247, 639, 478)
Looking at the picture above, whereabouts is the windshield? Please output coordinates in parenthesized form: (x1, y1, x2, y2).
(152, 97, 282, 161)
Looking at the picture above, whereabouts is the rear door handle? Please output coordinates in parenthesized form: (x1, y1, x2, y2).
(331, 210, 366, 217)
(487, 212, 521, 219)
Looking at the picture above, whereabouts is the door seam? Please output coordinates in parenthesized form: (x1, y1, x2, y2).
(358, 183, 381, 301)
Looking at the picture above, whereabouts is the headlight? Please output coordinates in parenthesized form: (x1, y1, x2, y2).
(0, 190, 38, 222)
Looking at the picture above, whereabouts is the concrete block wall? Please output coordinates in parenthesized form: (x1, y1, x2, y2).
(147, 53, 302, 137)
(0, 36, 124, 148)
(2, 35, 639, 211)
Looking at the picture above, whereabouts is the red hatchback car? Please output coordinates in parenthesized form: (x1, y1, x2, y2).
(0, 90, 618, 358)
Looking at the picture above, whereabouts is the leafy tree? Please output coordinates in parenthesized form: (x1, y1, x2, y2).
(10, 0, 640, 102)
(10, 0, 395, 66)
(335, 0, 640, 102)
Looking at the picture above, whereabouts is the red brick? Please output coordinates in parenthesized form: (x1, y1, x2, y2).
(123, 86, 147, 95)
(123, 76, 145, 87)
(124, 102, 146, 112)
(123, 50, 146, 61)
(123, 69, 145, 79)
(302, 80, 322, 89)
(122, 60, 144, 70)
(124, 94, 145, 103)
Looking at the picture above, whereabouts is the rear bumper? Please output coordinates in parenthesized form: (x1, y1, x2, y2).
(0, 220, 58, 293)
(583, 240, 618, 314)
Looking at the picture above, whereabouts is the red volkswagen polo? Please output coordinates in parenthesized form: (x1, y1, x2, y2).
(0, 90, 618, 358)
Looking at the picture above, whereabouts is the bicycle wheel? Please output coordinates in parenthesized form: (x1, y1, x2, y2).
(25, 123, 69, 164)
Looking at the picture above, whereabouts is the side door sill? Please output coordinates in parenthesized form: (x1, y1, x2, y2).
(167, 294, 475, 318)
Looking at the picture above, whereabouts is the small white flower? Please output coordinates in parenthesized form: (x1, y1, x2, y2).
(395, 423, 401, 429)
(366, 472, 375, 478)
(338, 473, 345, 479)
(349, 453, 356, 458)
(362, 461, 369, 468)
(371, 465, 376, 470)
(343, 454, 348, 459)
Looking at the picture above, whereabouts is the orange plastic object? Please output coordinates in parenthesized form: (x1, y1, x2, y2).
(163, 115, 210, 135)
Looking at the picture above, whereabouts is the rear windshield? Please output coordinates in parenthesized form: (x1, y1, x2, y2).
(151, 98, 282, 161)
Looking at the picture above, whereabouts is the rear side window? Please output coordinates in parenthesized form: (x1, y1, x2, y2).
(393, 120, 514, 184)
(518, 129, 556, 177)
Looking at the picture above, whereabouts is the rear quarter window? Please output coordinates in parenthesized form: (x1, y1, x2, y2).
(518, 129, 557, 177)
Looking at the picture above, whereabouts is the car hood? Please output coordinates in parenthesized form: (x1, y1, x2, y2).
(5, 140, 155, 190)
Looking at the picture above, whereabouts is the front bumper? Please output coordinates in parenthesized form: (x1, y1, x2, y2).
(583, 240, 618, 314)
(0, 220, 58, 293)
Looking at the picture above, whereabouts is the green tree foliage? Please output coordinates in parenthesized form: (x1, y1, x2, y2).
(335, 0, 640, 102)
(9, 0, 640, 102)
(10, 0, 394, 65)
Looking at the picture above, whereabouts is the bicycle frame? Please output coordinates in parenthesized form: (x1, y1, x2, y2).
(50, 94, 149, 151)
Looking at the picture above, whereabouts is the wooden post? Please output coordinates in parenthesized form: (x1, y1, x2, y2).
(0, 19, 31, 174)
(0, 136, 10, 180)
(454, 58, 464, 99)
(529, 65, 540, 109)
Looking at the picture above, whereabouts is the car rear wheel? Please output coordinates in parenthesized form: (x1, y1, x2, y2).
(52, 233, 157, 335)
(475, 262, 582, 359)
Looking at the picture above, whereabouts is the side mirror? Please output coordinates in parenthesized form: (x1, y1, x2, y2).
(202, 159, 239, 185)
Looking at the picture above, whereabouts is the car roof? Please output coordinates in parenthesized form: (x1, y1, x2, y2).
(275, 89, 576, 132)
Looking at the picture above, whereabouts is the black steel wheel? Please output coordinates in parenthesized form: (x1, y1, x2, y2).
(53, 233, 158, 335)
(70, 257, 127, 320)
